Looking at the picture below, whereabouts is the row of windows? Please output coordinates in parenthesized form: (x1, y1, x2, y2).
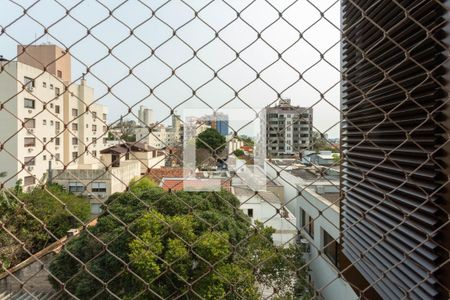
(300, 207, 338, 266)
(24, 135, 107, 147)
(68, 181, 107, 193)
(24, 100, 107, 122)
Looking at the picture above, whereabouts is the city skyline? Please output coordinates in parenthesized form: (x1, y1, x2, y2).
(0, 0, 341, 139)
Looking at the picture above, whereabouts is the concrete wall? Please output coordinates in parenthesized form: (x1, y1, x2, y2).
(265, 161, 358, 300)
(110, 160, 141, 194)
(17, 44, 71, 83)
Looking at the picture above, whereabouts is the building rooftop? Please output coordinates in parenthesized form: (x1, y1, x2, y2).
(232, 186, 281, 205)
(100, 142, 156, 154)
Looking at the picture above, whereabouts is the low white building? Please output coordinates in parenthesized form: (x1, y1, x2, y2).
(233, 185, 297, 246)
(303, 150, 339, 166)
(226, 136, 244, 154)
(135, 124, 167, 149)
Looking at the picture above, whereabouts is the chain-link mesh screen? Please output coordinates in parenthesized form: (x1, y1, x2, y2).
(0, 0, 449, 299)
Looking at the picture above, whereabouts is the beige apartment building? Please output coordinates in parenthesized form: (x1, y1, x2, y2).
(0, 44, 108, 189)
(52, 142, 166, 214)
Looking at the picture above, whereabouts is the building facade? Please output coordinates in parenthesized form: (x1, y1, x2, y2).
(265, 160, 357, 300)
(0, 44, 108, 189)
(266, 99, 313, 157)
(52, 142, 166, 214)
(137, 105, 154, 126)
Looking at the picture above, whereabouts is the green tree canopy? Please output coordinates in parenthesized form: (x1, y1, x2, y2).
(49, 187, 310, 299)
(0, 183, 90, 269)
(196, 128, 226, 152)
(233, 149, 245, 157)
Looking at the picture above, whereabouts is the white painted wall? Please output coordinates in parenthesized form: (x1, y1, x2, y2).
(265, 161, 358, 300)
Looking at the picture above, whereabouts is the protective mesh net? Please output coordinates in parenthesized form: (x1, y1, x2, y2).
(0, 0, 449, 299)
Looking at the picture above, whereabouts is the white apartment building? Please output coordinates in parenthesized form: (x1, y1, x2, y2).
(265, 160, 358, 300)
(0, 44, 108, 189)
(135, 114, 210, 149)
(135, 124, 167, 149)
(266, 98, 313, 157)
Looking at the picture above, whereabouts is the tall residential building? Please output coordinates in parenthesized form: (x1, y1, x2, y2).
(341, 2, 450, 299)
(17, 44, 72, 83)
(0, 44, 108, 189)
(137, 105, 154, 126)
(205, 112, 229, 136)
(265, 99, 313, 157)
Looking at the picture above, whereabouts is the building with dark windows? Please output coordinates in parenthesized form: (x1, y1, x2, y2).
(265, 98, 313, 157)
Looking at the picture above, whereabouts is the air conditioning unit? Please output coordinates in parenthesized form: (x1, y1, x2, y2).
(28, 110, 33, 114)
(27, 166, 34, 171)
(28, 148, 34, 152)
(27, 86, 34, 92)
(26, 128, 34, 134)
(98, 193, 105, 198)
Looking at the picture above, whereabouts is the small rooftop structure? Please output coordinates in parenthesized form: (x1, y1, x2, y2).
(100, 142, 155, 154)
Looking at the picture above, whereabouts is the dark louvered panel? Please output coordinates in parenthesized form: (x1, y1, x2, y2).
(341, 0, 450, 299)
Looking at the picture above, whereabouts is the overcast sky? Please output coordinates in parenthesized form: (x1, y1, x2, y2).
(0, 0, 341, 138)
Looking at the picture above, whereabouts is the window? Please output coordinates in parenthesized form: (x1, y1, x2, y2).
(50, 84, 54, 90)
(92, 137, 97, 144)
(301, 208, 314, 238)
(55, 153, 60, 161)
(300, 208, 306, 228)
(103, 125, 107, 132)
(55, 105, 60, 114)
(92, 124, 97, 132)
(55, 87, 60, 96)
(103, 113, 107, 120)
(323, 230, 338, 266)
(55, 137, 60, 146)
(24, 137, 35, 147)
(103, 138, 108, 144)
(42, 82, 47, 88)
(57, 70, 62, 78)
(92, 112, 97, 119)
(91, 182, 107, 193)
(72, 123, 78, 131)
(68, 182, 84, 193)
(24, 98, 35, 109)
(307, 216, 315, 238)
(72, 108, 78, 117)
(24, 118, 35, 128)
(24, 77, 34, 89)
(92, 150, 97, 157)
(55, 121, 60, 131)
(43, 120, 47, 125)
(50, 120, 54, 126)
(43, 155, 47, 161)
(72, 137, 78, 145)
(72, 152, 78, 161)
(24, 176, 35, 186)
(247, 209, 253, 218)
(24, 156, 35, 166)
